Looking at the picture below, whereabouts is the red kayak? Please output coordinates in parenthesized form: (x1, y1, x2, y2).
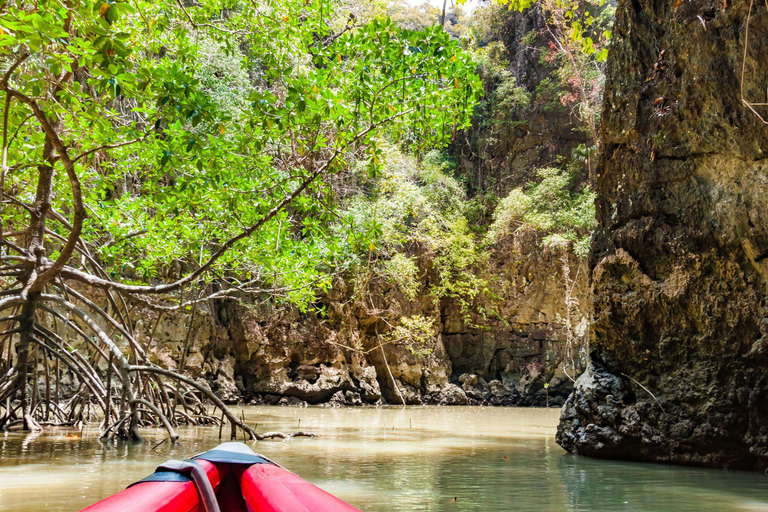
(81, 442, 362, 512)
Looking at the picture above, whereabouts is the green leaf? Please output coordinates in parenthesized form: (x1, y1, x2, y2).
(104, 5, 119, 25)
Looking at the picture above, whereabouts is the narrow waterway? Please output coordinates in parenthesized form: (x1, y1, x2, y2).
(1, 406, 767, 511)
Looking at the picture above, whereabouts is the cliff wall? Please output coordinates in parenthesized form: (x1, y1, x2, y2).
(50, 6, 593, 410)
(557, 0, 768, 470)
(130, 6, 593, 409)
(134, 230, 588, 407)
(454, 5, 591, 196)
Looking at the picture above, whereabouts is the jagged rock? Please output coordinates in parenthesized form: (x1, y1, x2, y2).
(294, 364, 320, 383)
(279, 365, 356, 403)
(353, 366, 382, 403)
(261, 394, 281, 405)
(436, 384, 469, 405)
(486, 379, 517, 406)
(556, 0, 768, 470)
(247, 395, 264, 405)
(212, 380, 240, 404)
(322, 390, 364, 407)
(557, 358, 637, 457)
(277, 396, 308, 407)
(326, 390, 347, 407)
(455, 373, 486, 403)
(208, 355, 238, 404)
(344, 391, 363, 406)
(458, 373, 478, 387)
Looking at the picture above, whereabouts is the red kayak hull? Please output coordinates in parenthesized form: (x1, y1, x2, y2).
(81, 443, 361, 512)
(240, 464, 360, 512)
(82, 459, 225, 512)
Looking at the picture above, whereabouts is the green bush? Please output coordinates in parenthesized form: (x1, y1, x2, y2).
(381, 254, 420, 301)
(486, 167, 596, 256)
(338, 143, 487, 313)
(382, 314, 437, 357)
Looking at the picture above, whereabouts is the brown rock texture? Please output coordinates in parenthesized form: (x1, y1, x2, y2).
(443, 231, 589, 407)
(556, 0, 768, 470)
(116, 229, 588, 408)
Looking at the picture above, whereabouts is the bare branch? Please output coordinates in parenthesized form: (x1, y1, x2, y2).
(72, 136, 146, 164)
(1, 52, 30, 87)
(174, 0, 248, 35)
(0, 86, 86, 293)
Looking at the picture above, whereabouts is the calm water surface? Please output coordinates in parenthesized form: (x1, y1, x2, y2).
(1, 406, 767, 511)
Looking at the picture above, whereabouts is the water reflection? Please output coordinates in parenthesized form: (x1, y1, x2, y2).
(0, 406, 766, 511)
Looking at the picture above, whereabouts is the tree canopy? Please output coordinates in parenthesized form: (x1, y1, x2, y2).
(1, 0, 481, 305)
(0, 0, 481, 437)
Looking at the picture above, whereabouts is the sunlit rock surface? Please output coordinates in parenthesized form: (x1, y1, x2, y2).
(117, 228, 588, 407)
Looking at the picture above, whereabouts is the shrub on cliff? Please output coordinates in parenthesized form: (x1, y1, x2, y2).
(338, 144, 487, 317)
(486, 167, 596, 255)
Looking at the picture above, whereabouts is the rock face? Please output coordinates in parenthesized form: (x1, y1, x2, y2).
(557, 0, 768, 470)
(122, 227, 588, 408)
(454, 5, 590, 196)
(443, 231, 589, 407)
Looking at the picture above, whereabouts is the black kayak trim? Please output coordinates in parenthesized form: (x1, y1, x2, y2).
(193, 449, 270, 466)
(129, 442, 271, 486)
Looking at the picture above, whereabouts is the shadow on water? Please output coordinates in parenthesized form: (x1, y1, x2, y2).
(558, 454, 768, 512)
(0, 406, 767, 512)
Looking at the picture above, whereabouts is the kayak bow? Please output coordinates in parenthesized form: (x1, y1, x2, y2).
(81, 442, 362, 512)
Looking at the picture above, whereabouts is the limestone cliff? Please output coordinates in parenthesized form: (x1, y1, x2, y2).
(556, 0, 768, 470)
(135, 229, 588, 407)
(52, 6, 594, 410)
(128, 6, 594, 409)
(454, 4, 590, 196)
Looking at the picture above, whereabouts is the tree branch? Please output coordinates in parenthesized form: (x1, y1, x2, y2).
(51, 109, 415, 296)
(72, 136, 146, 164)
(0, 86, 86, 293)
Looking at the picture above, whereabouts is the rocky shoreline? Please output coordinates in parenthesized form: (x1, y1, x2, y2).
(120, 234, 589, 410)
(243, 368, 574, 408)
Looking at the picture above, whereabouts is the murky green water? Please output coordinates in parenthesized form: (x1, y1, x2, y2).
(1, 406, 767, 511)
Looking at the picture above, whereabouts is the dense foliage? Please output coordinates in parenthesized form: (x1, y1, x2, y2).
(0, 0, 484, 437)
(486, 167, 596, 255)
(341, 145, 486, 311)
(1, 0, 482, 308)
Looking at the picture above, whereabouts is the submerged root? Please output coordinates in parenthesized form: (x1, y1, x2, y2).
(257, 431, 315, 440)
(0, 286, 312, 443)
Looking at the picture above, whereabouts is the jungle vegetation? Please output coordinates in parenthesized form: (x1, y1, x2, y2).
(0, 0, 607, 440)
